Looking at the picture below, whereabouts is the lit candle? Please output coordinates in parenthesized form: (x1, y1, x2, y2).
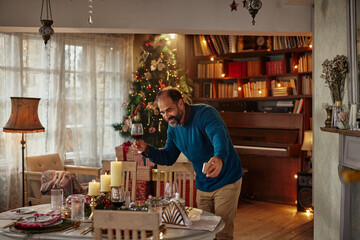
(88, 179, 100, 196)
(100, 172, 111, 192)
(111, 158, 123, 186)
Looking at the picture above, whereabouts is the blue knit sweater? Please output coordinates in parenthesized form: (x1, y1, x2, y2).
(147, 104, 243, 192)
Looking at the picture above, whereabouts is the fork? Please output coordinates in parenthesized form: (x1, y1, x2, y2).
(80, 224, 93, 235)
(61, 221, 81, 233)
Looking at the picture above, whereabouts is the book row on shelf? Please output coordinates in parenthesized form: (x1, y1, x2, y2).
(193, 35, 313, 56)
(197, 62, 224, 78)
(298, 54, 312, 72)
(193, 75, 312, 100)
(228, 61, 260, 77)
(196, 54, 312, 79)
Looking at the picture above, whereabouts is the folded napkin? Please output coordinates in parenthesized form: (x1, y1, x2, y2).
(14, 213, 61, 229)
(165, 208, 221, 232)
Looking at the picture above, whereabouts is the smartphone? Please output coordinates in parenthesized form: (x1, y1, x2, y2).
(202, 162, 211, 174)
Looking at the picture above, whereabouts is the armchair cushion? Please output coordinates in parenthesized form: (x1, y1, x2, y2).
(26, 153, 65, 172)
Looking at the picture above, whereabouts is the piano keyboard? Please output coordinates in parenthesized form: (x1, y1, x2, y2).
(234, 145, 287, 152)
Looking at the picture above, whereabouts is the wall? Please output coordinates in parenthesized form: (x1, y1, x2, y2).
(0, 0, 312, 35)
(313, 0, 347, 239)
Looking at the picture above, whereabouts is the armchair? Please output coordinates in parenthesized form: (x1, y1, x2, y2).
(24, 153, 101, 206)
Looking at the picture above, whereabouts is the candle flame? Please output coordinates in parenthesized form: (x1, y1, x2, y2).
(105, 172, 107, 176)
(92, 179, 96, 183)
(116, 157, 118, 161)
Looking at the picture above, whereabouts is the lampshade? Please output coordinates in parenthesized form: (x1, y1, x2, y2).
(301, 130, 313, 151)
(3, 97, 45, 133)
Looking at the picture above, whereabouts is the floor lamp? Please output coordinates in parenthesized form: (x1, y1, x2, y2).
(3, 97, 45, 207)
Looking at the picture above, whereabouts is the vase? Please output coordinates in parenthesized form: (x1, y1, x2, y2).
(325, 107, 332, 128)
(331, 101, 343, 128)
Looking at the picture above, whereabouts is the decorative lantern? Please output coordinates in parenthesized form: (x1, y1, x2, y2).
(39, 0, 54, 45)
(243, 0, 262, 25)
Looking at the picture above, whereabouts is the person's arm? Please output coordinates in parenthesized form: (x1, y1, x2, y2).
(201, 106, 230, 177)
(202, 106, 230, 163)
(132, 130, 180, 166)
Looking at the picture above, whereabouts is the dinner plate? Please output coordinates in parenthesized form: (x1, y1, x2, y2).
(10, 208, 36, 215)
(25, 215, 53, 223)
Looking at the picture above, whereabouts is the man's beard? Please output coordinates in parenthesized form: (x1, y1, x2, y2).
(166, 108, 183, 127)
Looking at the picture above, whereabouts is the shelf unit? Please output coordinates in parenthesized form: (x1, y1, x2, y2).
(185, 35, 313, 205)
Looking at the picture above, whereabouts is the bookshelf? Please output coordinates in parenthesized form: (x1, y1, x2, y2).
(185, 35, 313, 205)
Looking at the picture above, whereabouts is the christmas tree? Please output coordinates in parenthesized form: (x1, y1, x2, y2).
(112, 34, 193, 148)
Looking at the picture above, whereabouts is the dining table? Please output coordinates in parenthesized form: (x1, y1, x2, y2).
(0, 203, 224, 240)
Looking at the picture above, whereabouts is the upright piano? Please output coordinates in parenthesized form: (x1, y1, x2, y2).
(220, 111, 304, 204)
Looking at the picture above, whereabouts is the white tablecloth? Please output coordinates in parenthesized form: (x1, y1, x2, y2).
(0, 204, 224, 240)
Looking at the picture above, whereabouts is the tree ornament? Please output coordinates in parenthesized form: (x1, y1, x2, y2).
(133, 114, 141, 122)
(157, 62, 166, 71)
(122, 124, 129, 132)
(147, 85, 152, 89)
(129, 89, 135, 95)
(158, 80, 166, 89)
(145, 41, 152, 47)
(229, 0, 239, 11)
(135, 73, 140, 79)
(149, 126, 156, 134)
(144, 71, 151, 79)
(150, 58, 161, 71)
(171, 65, 176, 70)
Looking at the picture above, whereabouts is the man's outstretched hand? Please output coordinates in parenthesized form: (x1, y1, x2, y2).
(131, 139, 148, 152)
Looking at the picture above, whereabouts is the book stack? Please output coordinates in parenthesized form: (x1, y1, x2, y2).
(271, 87, 292, 96)
(293, 99, 304, 113)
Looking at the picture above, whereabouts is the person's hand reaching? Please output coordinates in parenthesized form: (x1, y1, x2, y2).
(132, 139, 148, 152)
(204, 156, 223, 178)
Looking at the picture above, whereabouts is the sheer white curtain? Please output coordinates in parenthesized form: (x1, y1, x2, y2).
(0, 33, 133, 210)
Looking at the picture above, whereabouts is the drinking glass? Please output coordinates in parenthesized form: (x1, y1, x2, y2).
(70, 194, 85, 221)
(131, 123, 144, 140)
(124, 191, 131, 208)
(164, 182, 178, 200)
(51, 189, 63, 213)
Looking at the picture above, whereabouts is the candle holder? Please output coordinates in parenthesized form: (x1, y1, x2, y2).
(100, 191, 111, 200)
(110, 185, 125, 209)
(88, 194, 99, 221)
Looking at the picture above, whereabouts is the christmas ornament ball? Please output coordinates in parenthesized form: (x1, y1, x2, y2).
(149, 127, 156, 134)
(133, 114, 141, 122)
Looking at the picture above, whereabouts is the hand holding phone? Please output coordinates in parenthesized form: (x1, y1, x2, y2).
(202, 162, 211, 174)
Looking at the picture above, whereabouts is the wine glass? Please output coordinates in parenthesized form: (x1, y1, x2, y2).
(131, 123, 144, 140)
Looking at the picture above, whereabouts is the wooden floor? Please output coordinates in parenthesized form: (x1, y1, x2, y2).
(234, 200, 313, 240)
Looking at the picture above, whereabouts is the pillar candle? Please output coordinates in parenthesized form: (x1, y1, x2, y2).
(111, 160, 123, 186)
(88, 180, 100, 196)
(100, 172, 111, 192)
